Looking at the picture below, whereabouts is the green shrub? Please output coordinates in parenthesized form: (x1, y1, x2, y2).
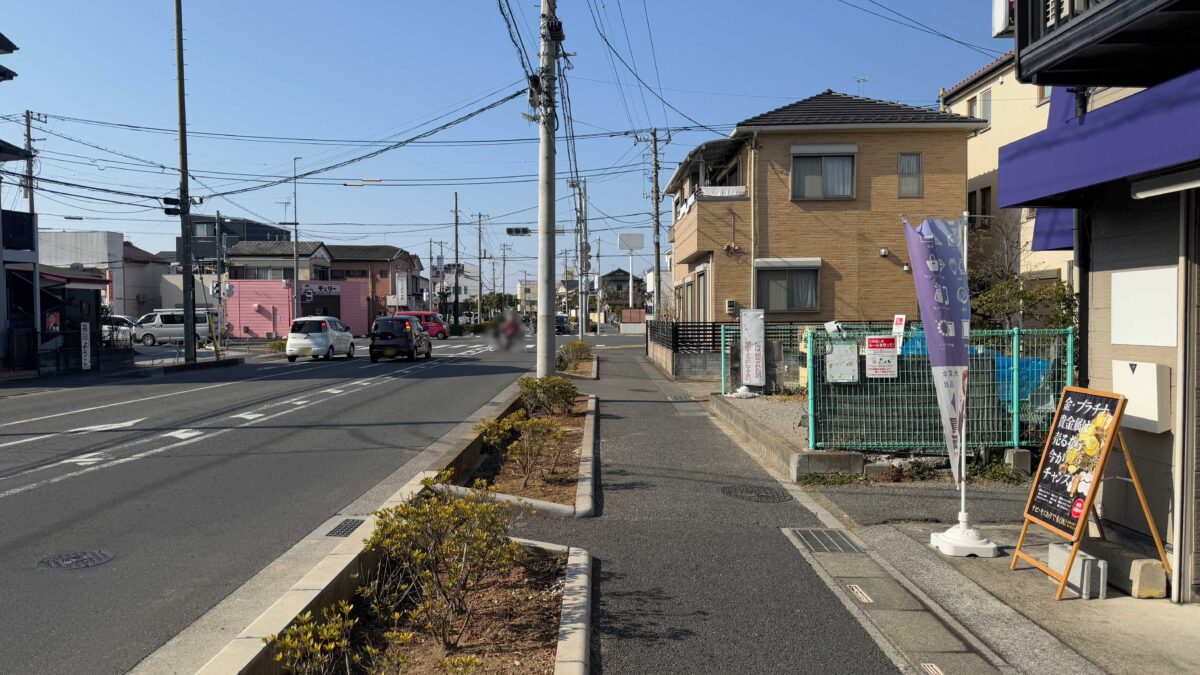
(449, 324, 465, 337)
(517, 375, 578, 416)
(474, 410, 527, 453)
(265, 600, 357, 674)
(798, 473, 860, 486)
(556, 340, 592, 372)
(364, 473, 521, 650)
(507, 417, 566, 488)
(969, 460, 1022, 484)
(267, 339, 286, 353)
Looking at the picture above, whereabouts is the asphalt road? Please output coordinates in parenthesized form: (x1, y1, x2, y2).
(0, 335, 536, 674)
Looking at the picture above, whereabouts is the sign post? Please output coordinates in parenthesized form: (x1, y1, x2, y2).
(904, 215, 997, 557)
(1011, 386, 1171, 599)
(740, 308, 764, 388)
(80, 321, 92, 371)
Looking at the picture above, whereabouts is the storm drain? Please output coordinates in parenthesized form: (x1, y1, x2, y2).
(326, 518, 366, 538)
(38, 550, 113, 570)
(790, 528, 863, 554)
(720, 485, 793, 503)
(667, 395, 694, 402)
(677, 411, 711, 417)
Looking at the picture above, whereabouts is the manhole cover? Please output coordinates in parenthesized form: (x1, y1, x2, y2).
(38, 550, 114, 570)
(326, 518, 366, 537)
(720, 485, 793, 503)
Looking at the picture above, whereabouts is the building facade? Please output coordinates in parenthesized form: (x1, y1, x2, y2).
(1002, 0, 1200, 602)
(326, 245, 423, 318)
(38, 230, 169, 317)
(226, 241, 332, 281)
(179, 215, 290, 265)
(667, 91, 983, 323)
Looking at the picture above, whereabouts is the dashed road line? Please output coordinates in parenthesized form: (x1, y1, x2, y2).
(162, 429, 204, 440)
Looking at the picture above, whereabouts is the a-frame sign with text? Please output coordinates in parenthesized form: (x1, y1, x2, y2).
(1011, 386, 1171, 600)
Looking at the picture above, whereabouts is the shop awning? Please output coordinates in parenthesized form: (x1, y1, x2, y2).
(1031, 208, 1075, 252)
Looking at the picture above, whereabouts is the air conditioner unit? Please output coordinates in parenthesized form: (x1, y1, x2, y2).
(725, 299, 737, 315)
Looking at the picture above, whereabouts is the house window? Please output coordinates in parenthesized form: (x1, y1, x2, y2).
(967, 191, 977, 219)
(697, 271, 707, 321)
(1036, 85, 1050, 105)
(979, 186, 992, 230)
(331, 269, 347, 280)
(980, 88, 992, 126)
(756, 268, 819, 312)
(378, 270, 388, 279)
(967, 96, 977, 119)
(898, 153, 923, 199)
(791, 155, 855, 200)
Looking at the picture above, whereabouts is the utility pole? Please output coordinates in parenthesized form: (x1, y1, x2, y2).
(499, 243, 512, 314)
(438, 241, 446, 317)
(535, 0, 562, 377)
(292, 157, 301, 320)
(475, 212, 485, 322)
(650, 128, 662, 316)
(427, 238, 434, 310)
(595, 237, 602, 334)
(453, 192, 461, 326)
(490, 259, 497, 317)
(174, 0, 197, 364)
(23, 110, 36, 214)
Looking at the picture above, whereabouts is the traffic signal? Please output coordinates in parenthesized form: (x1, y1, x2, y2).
(506, 227, 532, 236)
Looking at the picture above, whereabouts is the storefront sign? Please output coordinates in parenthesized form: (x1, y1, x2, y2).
(825, 340, 859, 383)
(301, 283, 339, 295)
(865, 336, 898, 378)
(740, 309, 765, 387)
(80, 321, 92, 371)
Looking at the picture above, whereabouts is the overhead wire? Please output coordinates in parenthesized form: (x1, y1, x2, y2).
(832, 0, 1005, 59)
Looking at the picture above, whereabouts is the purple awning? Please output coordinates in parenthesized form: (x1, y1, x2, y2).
(1032, 207, 1074, 251)
(999, 68, 1200, 209)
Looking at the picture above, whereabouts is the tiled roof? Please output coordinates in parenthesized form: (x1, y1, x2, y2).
(942, 51, 1015, 103)
(228, 240, 324, 257)
(326, 244, 401, 261)
(155, 250, 177, 263)
(737, 90, 983, 127)
(123, 241, 168, 264)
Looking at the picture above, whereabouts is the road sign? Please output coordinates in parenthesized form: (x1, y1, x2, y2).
(618, 233, 644, 251)
(581, 241, 592, 255)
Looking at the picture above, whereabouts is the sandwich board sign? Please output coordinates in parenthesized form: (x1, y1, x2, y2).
(1011, 386, 1172, 599)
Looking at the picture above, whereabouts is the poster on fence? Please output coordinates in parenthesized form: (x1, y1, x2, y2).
(865, 336, 898, 378)
(740, 308, 765, 387)
(904, 217, 971, 483)
(825, 340, 859, 383)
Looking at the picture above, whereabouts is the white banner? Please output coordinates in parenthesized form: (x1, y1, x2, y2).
(740, 309, 765, 387)
(931, 365, 968, 481)
(81, 321, 92, 371)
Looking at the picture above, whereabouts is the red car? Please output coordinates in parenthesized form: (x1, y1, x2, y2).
(394, 311, 449, 340)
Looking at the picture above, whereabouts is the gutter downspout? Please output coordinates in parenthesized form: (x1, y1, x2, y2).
(1172, 190, 1195, 603)
(1074, 208, 1089, 387)
(749, 131, 759, 309)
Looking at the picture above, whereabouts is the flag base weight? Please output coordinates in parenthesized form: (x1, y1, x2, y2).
(930, 512, 999, 558)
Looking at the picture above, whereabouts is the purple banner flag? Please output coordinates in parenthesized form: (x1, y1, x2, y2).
(903, 217, 971, 482)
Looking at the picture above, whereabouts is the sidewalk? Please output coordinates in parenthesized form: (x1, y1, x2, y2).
(512, 349, 902, 674)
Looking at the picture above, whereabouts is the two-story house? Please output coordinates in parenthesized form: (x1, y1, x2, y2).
(598, 268, 644, 309)
(1000, 0, 1200, 603)
(942, 52, 1075, 295)
(667, 91, 983, 323)
(326, 245, 423, 317)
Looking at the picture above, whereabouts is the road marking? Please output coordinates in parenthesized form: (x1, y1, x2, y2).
(289, 400, 309, 406)
(846, 584, 874, 604)
(58, 451, 109, 466)
(67, 418, 146, 433)
(0, 434, 56, 449)
(162, 429, 204, 440)
(231, 412, 264, 420)
(350, 380, 372, 386)
(920, 664, 946, 675)
(320, 388, 344, 394)
(0, 358, 349, 429)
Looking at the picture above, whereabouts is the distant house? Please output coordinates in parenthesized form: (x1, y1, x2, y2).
(38, 230, 170, 316)
(598, 268, 644, 309)
(179, 215, 290, 266)
(326, 244, 423, 317)
(226, 241, 331, 281)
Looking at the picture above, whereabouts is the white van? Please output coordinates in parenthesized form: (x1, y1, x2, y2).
(135, 309, 216, 346)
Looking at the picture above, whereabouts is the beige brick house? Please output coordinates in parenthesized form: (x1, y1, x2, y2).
(666, 91, 984, 323)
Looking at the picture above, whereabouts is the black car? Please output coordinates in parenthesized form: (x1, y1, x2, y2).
(369, 316, 432, 363)
(554, 315, 573, 335)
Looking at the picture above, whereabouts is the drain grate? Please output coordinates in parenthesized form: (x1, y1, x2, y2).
(326, 518, 366, 537)
(667, 395, 693, 402)
(39, 550, 113, 570)
(790, 528, 863, 553)
(677, 411, 711, 417)
(720, 485, 794, 503)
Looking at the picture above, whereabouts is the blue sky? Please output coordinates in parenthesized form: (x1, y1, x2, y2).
(0, 1, 1005, 292)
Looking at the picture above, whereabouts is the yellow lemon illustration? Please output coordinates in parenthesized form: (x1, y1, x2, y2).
(1083, 436, 1099, 457)
(1067, 464, 1079, 474)
(1065, 448, 1081, 464)
(1091, 412, 1111, 431)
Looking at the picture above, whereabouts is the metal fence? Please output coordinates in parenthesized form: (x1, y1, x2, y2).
(718, 324, 1074, 454)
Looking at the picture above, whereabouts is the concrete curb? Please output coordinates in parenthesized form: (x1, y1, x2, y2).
(553, 546, 593, 675)
(707, 393, 864, 479)
(446, 394, 598, 518)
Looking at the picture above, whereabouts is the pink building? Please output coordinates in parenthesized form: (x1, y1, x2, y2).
(226, 279, 370, 338)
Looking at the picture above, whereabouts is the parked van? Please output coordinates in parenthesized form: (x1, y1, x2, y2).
(135, 308, 216, 346)
(394, 310, 449, 340)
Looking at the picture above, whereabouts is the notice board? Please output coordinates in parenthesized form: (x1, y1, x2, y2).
(1024, 387, 1125, 540)
(825, 340, 859, 383)
(865, 336, 898, 378)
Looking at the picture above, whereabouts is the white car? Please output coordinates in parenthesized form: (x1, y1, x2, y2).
(285, 316, 355, 362)
(102, 315, 140, 343)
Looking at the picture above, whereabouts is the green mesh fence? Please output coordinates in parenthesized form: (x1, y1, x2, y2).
(721, 325, 1074, 454)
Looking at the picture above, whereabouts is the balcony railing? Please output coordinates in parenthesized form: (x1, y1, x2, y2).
(1021, 0, 1108, 45)
(673, 185, 747, 221)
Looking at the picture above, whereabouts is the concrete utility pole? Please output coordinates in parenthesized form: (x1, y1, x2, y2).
(595, 237, 602, 333)
(476, 212, 485, 322)
(216, 212, 227, 354)
(490, 259, 497, 316)
(427, 238, 434, 310)
(453, 192, 461, 326)
(650, 127, 662, 315)
(23, 110, 35, 213)
(438, 241, 446, 317)
(535, 0, 562, 377)
(292, 157, 301, 319)
(499, 243, 511, 314)
(174, 0, 197, 364)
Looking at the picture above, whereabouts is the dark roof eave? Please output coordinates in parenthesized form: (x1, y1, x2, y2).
(731, 120, 988, 135)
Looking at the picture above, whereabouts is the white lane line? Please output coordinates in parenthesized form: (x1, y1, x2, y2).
(350, 380, 372, 386)
(58, 451, 109, 467)
(320, 388, 344, 394)
(0, 434, 56, 449)
(0, 358, 349, 429)
(162, 429, 204, 440)
(67, 418, 146, 433)
(358, 363, 380, 369)
(289, 400, 309, 406)
(231, 412, 264, 420)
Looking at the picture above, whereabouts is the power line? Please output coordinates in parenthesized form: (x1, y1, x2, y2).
(639, 0, 670, 127)
(497, 0, 535, 77)
(832, 0, 1004, 59)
